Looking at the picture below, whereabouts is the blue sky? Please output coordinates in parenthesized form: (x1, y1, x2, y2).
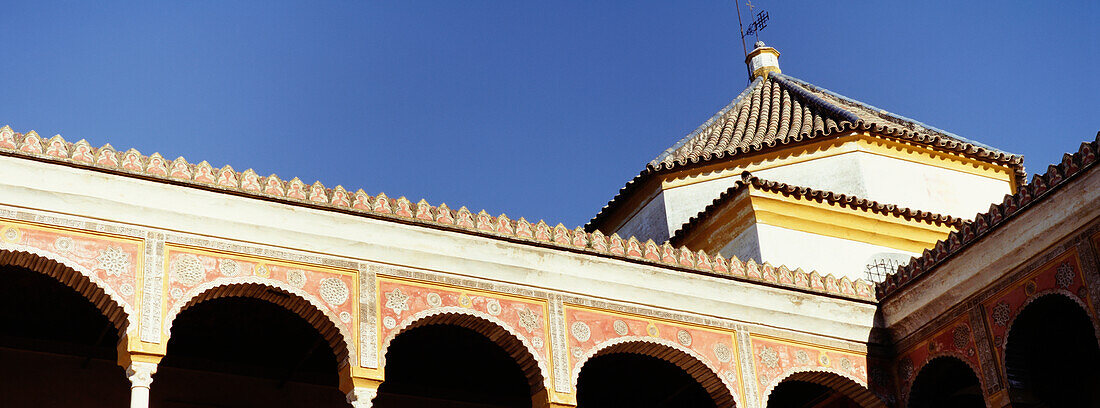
(4, 1, 1097, 228)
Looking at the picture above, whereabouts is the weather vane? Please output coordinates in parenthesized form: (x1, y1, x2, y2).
(735, 0, 770, 82)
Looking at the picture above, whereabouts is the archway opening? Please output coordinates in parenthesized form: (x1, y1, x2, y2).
(576, 352, 717, 408)
(0, 263, 130, 407)
(153, 296, 346, 408)
(907, 357, 983, 408)
(1005, 294, 1100, 407)
(767, 381, 860, 408)
(375, 324, 533, 407)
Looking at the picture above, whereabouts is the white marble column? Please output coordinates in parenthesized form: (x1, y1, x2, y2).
(346, 386, 379, 408)
(125, 361, 158, 408)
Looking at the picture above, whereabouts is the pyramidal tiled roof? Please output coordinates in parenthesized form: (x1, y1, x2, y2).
(588, 73, 1026, 231)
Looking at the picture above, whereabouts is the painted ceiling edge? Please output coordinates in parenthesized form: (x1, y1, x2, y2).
(0, 125, 877, 301)
(668, 171, 967, 247)
(877, 131, 1100, 300)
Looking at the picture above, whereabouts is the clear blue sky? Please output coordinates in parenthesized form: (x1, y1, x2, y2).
(4, 1, 1097, 227)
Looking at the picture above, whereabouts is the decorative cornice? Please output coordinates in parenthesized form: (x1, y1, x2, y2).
(878, 131, 1100, 299)
(0, 125, 875, 301)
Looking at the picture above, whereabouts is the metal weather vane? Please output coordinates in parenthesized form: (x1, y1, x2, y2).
(735, 0, 771, 82)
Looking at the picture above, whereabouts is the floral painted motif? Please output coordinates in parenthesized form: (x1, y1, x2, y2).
(750, 335, 869, 400)
(163, 246, 357, 338)
(96, 246, 131, 277)
(384, 288, 410, 315)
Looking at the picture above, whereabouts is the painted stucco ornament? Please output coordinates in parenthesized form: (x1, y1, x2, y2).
(1056, 263, 1075, 289)
(486, 299, 502, 316)
(320, 277, 350, 306)
(677, 330, 692, 347)
(96, 245, 130, 277)
(426, 292, 442, 308)
(286, 269, 307, 288)
(384, 288, 409, 315)
(218, 259, 240, 277)
(571, 321, 591, 342)
(991, 302, 1011, 327)
(613, 320, 629, 336)
(713, 342, 732, 363)
(953, 325, 971, 349)
(516, 307, 540, 333)
(760, 346, 779, 369)
(172, 254, 205, 286)
(795, 350, 810, 366)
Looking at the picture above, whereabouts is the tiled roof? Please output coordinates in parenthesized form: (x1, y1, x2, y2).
(0, 125, 876, 301)
(669, 172, 966, 247)
(877, 132, 1100, 299)
(588, 73, 1026, 232)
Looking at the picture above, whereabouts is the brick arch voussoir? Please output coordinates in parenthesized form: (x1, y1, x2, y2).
(164, 277, 355, 372)
(0, 247, 134, 336)
(904, 354, 990, 408)
(762, 367, 886, 408)
(573, 337, 739, 408)
(379, 306, 550, 396)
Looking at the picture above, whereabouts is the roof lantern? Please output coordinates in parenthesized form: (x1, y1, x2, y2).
(745, 41, 780, 79)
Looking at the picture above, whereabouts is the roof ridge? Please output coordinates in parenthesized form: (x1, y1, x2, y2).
(669, 171, 967, 245)
(0, 125, 876, 301)
(878, 131, 1100, 300)
(651, 76, 765, 166)
(773, 73, 1015, 155)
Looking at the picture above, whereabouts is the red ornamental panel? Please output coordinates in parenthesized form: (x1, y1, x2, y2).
(563, 306, 741, 397)
(376, 279, 551, 362)
(750, 336, 869, 398)
(983, 249, 1091, 351)
(163, 246, 357, 335)
(0, 218, 143, 307)
(894, 314, 982, 392)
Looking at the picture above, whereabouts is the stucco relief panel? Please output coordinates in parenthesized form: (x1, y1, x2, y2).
(982, 249, 1092, 358)
(162, 245, 358, 338)
(750, 335, 869, 402)
(375, 278, 552, 364)
(895, 313, 984, 400)
(563, 306, 742, 400)
(0, 217, 144, 309)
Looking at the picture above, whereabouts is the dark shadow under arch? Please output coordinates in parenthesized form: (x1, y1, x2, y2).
(0, 263, 131, 407)
(0, 250, 129, 335)
(579, 340, 735, 408)
(766, 370, 885, 408)
(1004, 293, 1100, 406)
(381, 310, 547, 396)
(907, 356, 984, 408)
(171, 282, 351, 370)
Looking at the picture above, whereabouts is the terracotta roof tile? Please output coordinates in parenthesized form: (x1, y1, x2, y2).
(589, 73, 1026, 232)
(0, 125, 877, 301)
(877, 131, 1100, 300)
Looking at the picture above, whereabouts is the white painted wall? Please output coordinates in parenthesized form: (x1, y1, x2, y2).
(753, 224, 917, 281)
(855, 152, 1011, 219)
(615, 191, 671, 243)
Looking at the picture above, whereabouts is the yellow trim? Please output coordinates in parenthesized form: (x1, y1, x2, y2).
(750, 190, 956, 254)
(676, 186, 956, 254)
(749, 332, 867, 356)
(660, 132, 1015, 191)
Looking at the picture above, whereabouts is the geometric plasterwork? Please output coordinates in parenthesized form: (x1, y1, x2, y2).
(563, 305, 743, 407)
(981, 249, 1092, 368)
(750, 334, 870, 407)
(894, 313, 985, 401)
(160, 244, 359, 365)
(374, 277, 553, 390)
(0, 216, 144, 334)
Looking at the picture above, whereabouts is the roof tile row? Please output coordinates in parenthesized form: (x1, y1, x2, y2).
(878, 132, 1100, 299)
(0, 125, 876, 301)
